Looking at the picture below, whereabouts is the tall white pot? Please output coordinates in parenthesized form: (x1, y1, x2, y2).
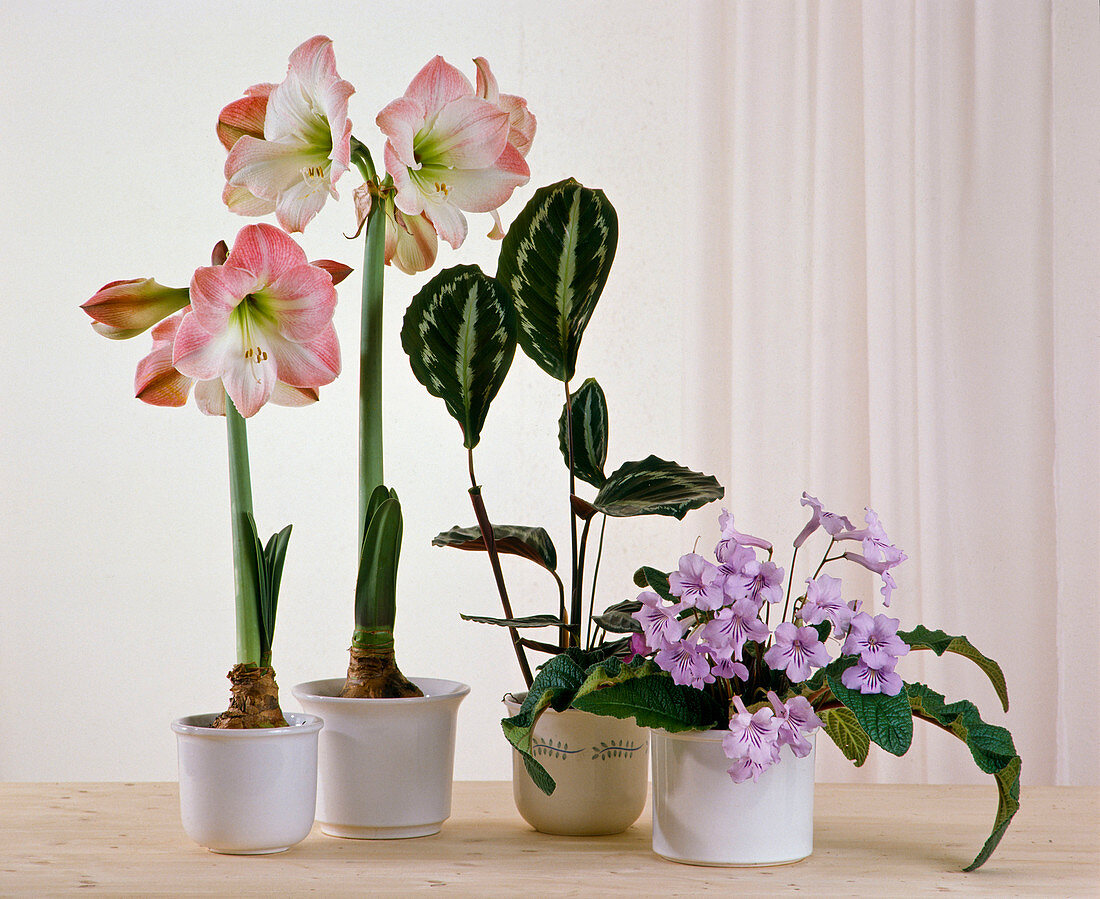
(292, 677, 468, 839)
(504, 694, 648, 836)
(172, 712, 322, 855)
(651, 728, 816, 866)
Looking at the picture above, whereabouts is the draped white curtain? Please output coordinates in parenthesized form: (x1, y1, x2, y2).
(684, 0, 1099, 785)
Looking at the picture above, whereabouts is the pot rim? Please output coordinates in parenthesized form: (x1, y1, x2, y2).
(292, 676, 470, 705)
(171, 712, 322, 736)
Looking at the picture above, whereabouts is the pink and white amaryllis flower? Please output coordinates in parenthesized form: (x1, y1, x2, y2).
(172, 224, 341, 418)
(377, 56, 531, 251)
(222, 36, 354, 233)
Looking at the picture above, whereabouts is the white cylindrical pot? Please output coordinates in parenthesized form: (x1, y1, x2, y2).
(172, 712, 322, 855)
(651, 728, 815, 866)
(503, 694, 648, 836)
(292, 677, 468, 839)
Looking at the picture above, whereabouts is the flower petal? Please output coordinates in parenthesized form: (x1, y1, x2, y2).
(188, 264, 258, 335)
(226, 222, 309, 284)
(386, 142, 426, 217)
(222, 181, 277, 217)
(172, 311, 234, 380)
(376, 96, 425, 169)
(473, 57, 499, 103)
(270, 381, 320, 407)
(420, 96, 509, 169)
(500, 93, 536, 158)
(267, 322, 340, 388)
(273, 177, 333, 234)
(386, 208, 438, 274)
(134, 313, 193, 406)
(225, 135, 327, 202)
(221, 332, 277, 418)
(216, 84, 274, 151)
(402, 56, 473, 118)
(419, 196, 468, 250)
(438, 142, 529, 213)
(263, 263, 338, 342)
(193, 379, 226, 416)
(309, 258, 353, 286)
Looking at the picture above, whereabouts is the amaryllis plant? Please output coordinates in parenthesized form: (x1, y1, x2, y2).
(510, 497, 1021, 871)
(216, 37, 534, 697)
(400, 181, 723, 720)
(81, 224, 347, 727)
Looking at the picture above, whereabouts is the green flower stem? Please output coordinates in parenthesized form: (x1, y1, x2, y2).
(584, 515, 608, 651)
(358, 170, 386, 546)
(226, 393, 261, 668)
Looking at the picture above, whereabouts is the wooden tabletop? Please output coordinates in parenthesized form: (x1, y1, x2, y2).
(1, 782, 1096, 895)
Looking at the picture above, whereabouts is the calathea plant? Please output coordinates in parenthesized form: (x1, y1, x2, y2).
(401, 179, 723, 724)
(215, 38, 535, 696)
(81, 226, 347, 726)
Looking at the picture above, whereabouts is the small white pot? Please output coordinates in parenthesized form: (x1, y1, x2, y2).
(292, 677, 468, 839)
(651, 728, 816, 866)
(172, 713, 322, 855)
(503, 694, 648, 836)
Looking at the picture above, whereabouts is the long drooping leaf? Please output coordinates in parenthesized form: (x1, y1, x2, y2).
(819, 706, 869, 767)
(432, 524, 557, 572)
(593, 456, 724, 519)
(354, 488, 402, 630)
(496, 178, 618, 382)
(906, 682, 1021, 870)
(460, 613, 567, 629)
(558, 377, 609, 487)
(824, 658, 913, 756)
(592, 599, 642, 634)
(401, 265, 516, 449)
(502, 656, 720, 795)
(899, 625, 1009, 712)
(633, 565, 674, 601)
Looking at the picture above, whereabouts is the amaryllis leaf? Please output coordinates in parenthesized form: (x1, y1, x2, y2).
(632, 566, 674, 602)
(558, 377, 608, 487)
(898, 625, 1009, 712)
(592, 599, 643, 634)
(496, 178, 618, 382)
(905, 682, 1021, 871)
(401, 265, 516, 450)
(825, 658, 913, 757)
(461, 613, 567, 629)
(819, 705, 870, 767)
(354, 488, 402, 630)
(259, 523, 292, 654)
(242, 512, 270, 655)
(594, 456, 724, 519)
(433, 524, 557, 572)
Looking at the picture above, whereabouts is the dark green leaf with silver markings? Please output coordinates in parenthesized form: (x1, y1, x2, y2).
(558, 377, 609, 487)
(496, 179, 618, 382)
(401, 264, 516, 449)
(592, 599, 643, 634)
(593, 456, 724, 519)
(432, 524, 557, 572)
(460, 613, 567, 629)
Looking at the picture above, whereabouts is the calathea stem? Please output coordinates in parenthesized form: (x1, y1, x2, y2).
(226, 393, 261, 668)
(564, 380, 578, 646)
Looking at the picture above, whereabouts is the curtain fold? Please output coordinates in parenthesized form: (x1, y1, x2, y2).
(686, 0, 1098, 785)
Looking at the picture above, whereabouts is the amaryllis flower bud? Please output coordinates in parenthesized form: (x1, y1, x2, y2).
(81, 278, 190, 340)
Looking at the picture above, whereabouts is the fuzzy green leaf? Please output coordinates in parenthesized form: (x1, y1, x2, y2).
(632, 566, 674, 601)
(432, 524, 557, 572)
(559, 377, 609, 487)
(906, 682, 1021, 870)
(401, 264, 516, 449)
(819, 706, 869, 767)
(496, 179, 618, 382)
(593, 456, 724, 519)
(898, 625, 1009, 712)
(825, 659, 913, 756)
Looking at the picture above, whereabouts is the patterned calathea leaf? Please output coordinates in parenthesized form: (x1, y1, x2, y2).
(401, 264, 516, 450)
(592, 456, 724, 519)
(496, 178, 618, 382)
(432, 524, 557, 572)
(558, 377, 609, 487)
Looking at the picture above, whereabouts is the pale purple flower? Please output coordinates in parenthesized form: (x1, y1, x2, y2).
(716, 509, 772, 559)
(716, 542, 756, 587)
(794, 493, 854, 548)
(763, 622, 832, 683)
(633, 590, 684, 648)
(625, 631, 651, 663)
(723, 696, 780, 767)
(841, 612, 910, 666)
(726, 755, 774, 784)
(669, 553, 725, 611)
(800, 574, 852, 631)
(836, 508, 906, 565)
(728, 559, 785, 606)
(655, 634, 714, 689)
(710, 653, 750, 681)
(700, 597, 770, 660)
(768, 691, 823, 758)
(842, 551, 907, 608)
(840, 656, 903, 695)
(880, 569, 897, 606)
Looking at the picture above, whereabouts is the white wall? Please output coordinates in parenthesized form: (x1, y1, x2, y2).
(0, 0, 704, 781)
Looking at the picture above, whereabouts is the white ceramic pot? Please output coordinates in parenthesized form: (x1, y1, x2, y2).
(503, 694, 649, 836)
(651, 728, 816, 866)
(292, 677, 468, 839)
(172, 712, 322, 855)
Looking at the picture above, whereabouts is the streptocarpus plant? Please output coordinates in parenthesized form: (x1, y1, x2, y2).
(510, 497, 1021, 871)
(215, 37, 534, 697)
(81, 224, 346, 726)
(401, 178, 723, 691)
